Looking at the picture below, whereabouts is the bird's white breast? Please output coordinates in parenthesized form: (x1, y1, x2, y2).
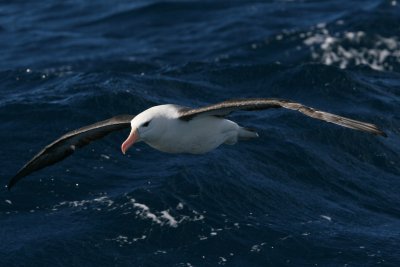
(145, 116, 239, 154)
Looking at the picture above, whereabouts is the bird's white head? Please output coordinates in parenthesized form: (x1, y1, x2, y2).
(121, 104, 178, 154)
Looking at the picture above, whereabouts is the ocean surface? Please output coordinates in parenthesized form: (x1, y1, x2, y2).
(1, 1, 399, 266)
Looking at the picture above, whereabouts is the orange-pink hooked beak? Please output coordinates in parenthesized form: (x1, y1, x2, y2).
(121, 129, 139, 154)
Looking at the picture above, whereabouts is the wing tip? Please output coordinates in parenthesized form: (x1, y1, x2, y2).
(6, 184, 12, 191)
(7, 169, 27, 190)
(368, 123, 387, 138)
(7, 177, 18, 191)
(376, 129, 387, 138)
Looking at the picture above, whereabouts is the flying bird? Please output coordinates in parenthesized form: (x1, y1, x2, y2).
(7, 98, 386, 189)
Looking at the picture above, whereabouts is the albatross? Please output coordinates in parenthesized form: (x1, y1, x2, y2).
(7, 98, 386, 189)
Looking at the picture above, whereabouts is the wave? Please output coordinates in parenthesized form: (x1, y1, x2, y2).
(1, 1, 399, 266)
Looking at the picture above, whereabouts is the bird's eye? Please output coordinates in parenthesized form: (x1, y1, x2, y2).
(142, 121, 151, 127)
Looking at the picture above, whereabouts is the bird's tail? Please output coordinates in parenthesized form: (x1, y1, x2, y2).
(238, 127, 259, 140)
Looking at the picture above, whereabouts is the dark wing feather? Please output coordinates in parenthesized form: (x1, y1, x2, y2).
(7, 114, 135, 190)
(178, 98, 386, 137)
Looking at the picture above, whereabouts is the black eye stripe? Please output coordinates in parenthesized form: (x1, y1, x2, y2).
(142, 120, 151, 127)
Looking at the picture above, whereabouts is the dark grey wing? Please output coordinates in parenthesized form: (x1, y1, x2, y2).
(8, 114, 135, 190)
(178, 98, 386, 137)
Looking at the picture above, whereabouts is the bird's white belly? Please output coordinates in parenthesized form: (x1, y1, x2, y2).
(145, 117, 239, 154)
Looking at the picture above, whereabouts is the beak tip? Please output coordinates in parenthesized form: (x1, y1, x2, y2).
(121, 129, 138, 155)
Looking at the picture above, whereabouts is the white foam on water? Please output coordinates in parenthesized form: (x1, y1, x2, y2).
(154, 250, 167, 255)
(160, 210, 178, 228)
(320, 215, 332, 221)
(303, 24, 400, 71)
(198, 235, 208, 240)
(100, 154, 110, 160)
(218, 257, 227, 265)
(107, 234, 147, 246)
(55, 196, 114, 209)
(250, 242, 266, 253)
(132, 235, 147, 242)
(132, 200, 163, 225)
(53, 195, 205, 229)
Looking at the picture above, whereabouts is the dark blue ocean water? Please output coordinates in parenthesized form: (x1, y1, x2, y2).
(1, 1, 399, 266)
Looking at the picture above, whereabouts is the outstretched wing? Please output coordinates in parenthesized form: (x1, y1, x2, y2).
(178, 98, 386, 137)
(8, 114, 135, 190)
